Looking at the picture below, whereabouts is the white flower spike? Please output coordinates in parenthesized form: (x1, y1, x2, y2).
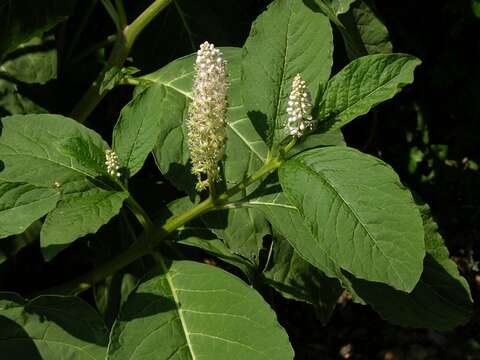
(105, 149, 121, 178)
(286, 74, 315, 138)
(187, 41, 228, 191)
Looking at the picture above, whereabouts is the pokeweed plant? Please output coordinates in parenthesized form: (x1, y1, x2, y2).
(0, 0, 473, 358)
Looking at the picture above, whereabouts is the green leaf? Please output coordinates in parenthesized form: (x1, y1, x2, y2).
(346, 203, 473, 330)
(247, 181, 346, 282)
(113, 83, 187, 178)
(316, 54, 421, 131)
(40, 189, 128, 261)
(264, 233, 342, 324)
(242, 0, 333, 146)
(179, 237, 255, 279)
(0, 292, 108, 358)
(108, 261, 293, 359)
(316, 0, 357, 15)
(0, 114, 110, 196)
(0, 36, 57, 84)
(248, 180, 473, 329)
(136, 48, 271, 259)
(288, 130, 345, 158)
(202, 208, 270, 263)
(161, 197, 259, 276)
(141, 47, 268, 193)
(0, 220, 42, 264)
(339, 0, 392, 58)
(472, 0, 480, 18)
(0, 36, 56, 115)
(0, 182, 60, 238)
(134, 47, 271, 262)
(279, 147, 425, 292)
(0, 0, 77, 58)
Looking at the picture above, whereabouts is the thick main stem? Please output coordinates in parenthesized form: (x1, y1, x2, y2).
(70, 0, 172, 123)
(42, 158, 282, 297)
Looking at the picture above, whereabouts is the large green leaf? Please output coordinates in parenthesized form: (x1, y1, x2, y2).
(40, 189, 128, 261)
(1, 36, 57, 84)
(108, 261, 293, 359)
(316, 54, 421, 131)
(138, 48, 270, 259)
(279, 147, 425, 292)
(0, 36, 56, 115)
(339, 0, 392, 58)
(0, 292, 108, 358)
(242, 0, 333, 146)
(0, 0, 77, 58)
(346, 204, 473, 330)
(113, 84, 182, 177)
(287, 130, 345, 158)
(264, 233, 342, 324)
(142, 47, 268, 192)
(0, 182, 59, 238)
(1, 38, 55, 85)
(202, 207, 270, 263)
(179, 237, 256, 280)
(0, 114, 110, 196)
(248, 183, 473, 329)
(247, 181, 345, 281)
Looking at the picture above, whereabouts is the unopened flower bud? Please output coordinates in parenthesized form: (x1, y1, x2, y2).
(187, 41, 228, 190)
(105, 149, 121, 178)
(287, 74, 315, 137)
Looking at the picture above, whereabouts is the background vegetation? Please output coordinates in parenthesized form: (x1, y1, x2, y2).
(0, 0, 479, 358)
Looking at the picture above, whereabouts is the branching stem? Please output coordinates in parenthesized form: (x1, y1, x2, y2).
(42, 155, 283, 296)
(71, 0, 173, 123)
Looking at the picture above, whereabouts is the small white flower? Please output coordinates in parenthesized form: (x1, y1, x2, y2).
(287, 74, 315, 138)
(105, 149, 121, 178)
(187, 41, 228, 190)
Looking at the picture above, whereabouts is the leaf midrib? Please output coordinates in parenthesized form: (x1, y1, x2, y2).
(156, 81, 266, 163)
(290, 159, 406, 290)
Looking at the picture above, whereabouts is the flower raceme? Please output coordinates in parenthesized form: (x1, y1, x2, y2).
(187, 41, 228, 191)
(105, 149, 121, 178)
(287, 74, 315, 137)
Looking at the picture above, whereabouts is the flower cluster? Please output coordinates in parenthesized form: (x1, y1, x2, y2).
(105, 149, 121, 178)
(286, 74, 315, 137)
(187, 41, 228, 190)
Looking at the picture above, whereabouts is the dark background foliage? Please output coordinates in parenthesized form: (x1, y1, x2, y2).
(0, 0, 479, 358)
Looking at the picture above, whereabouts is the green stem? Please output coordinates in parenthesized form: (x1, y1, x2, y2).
(126, 196, 154, 234)
(71, 0, 173, 123)
(283, 137, 297, 154)
(43, 157, 282, 296)
(114, 0, 128, 28)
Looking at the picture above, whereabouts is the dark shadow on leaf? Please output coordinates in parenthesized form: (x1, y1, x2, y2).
(244, 172, 282, 201)
(202, 210, 229, 232)
(247, 110, 270, 144)
(343, 253, 473, 330)
(41, 244, 69, 262)
(165, 162, 197, 200)
(0, 315, 42, 358)
(302, 0, 323, 13)
(22, 296, 108, 347)
(116, 292, 177, 322)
